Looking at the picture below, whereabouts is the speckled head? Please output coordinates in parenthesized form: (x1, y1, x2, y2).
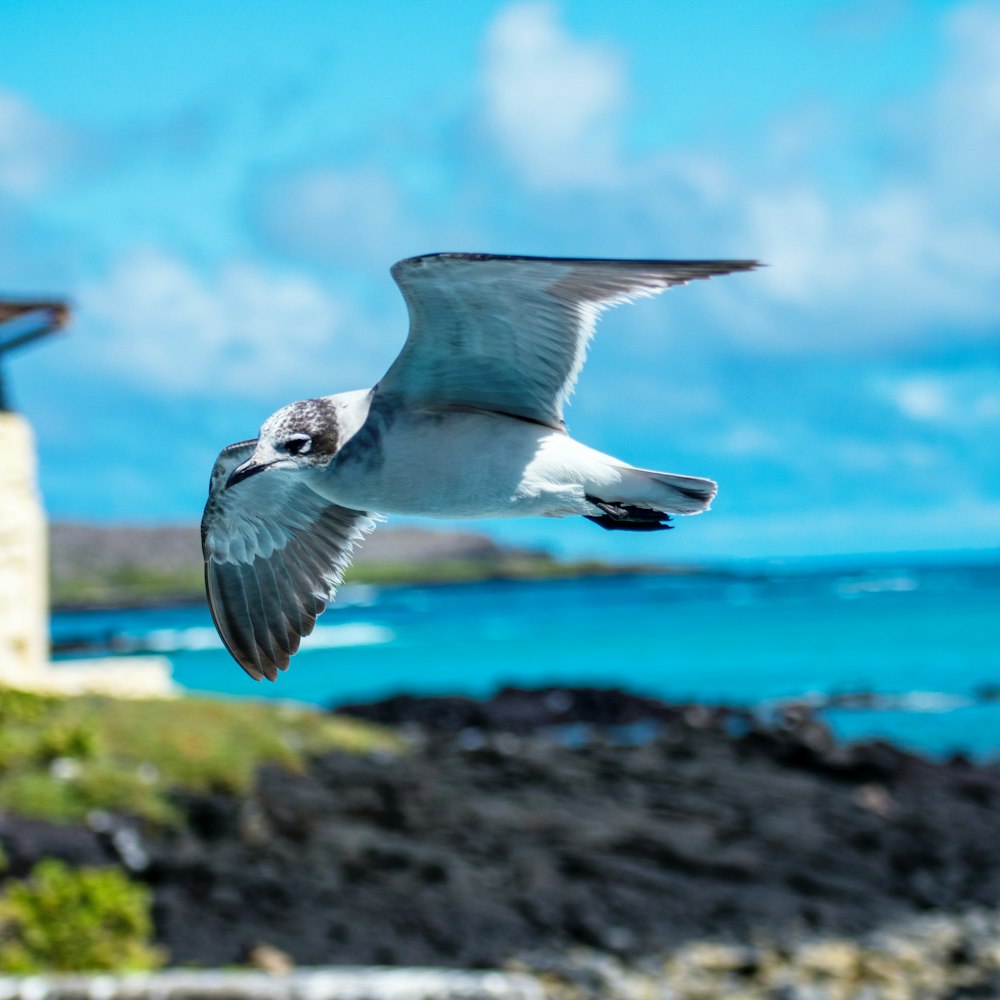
(260, 398, 340, 460)
(226, 398, 340, 489)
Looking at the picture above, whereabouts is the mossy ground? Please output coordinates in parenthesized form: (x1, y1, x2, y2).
(0, 859, 163, 972)
(0, 687, 401, 825)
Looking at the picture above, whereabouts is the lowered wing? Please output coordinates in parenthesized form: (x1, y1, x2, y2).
(201, 441, 380, 680)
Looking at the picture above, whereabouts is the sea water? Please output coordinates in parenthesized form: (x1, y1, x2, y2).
(50, 561, 1000, 758)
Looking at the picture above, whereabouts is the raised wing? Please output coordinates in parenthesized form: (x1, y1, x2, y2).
(378, 254, 758, 430)
(201, 441, 380, 680)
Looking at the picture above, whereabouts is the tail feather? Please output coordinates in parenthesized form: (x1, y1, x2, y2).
(615, 466, 717, 515)
(582, 466, 716, 532)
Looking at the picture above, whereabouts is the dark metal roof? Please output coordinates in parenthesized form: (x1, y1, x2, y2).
(0, 297, 71, 411)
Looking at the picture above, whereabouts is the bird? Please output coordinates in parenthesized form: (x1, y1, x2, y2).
(202, 253, 758, 680)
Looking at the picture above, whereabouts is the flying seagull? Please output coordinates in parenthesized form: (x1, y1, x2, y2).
(202, 253, 758, 680)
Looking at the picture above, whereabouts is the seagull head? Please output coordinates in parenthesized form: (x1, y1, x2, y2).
(226, 398, 340, 489)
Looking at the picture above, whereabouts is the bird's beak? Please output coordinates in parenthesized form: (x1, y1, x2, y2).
(226, 457, 274, 489)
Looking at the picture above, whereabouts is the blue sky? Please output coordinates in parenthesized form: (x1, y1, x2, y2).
(1, 0, 998, 562)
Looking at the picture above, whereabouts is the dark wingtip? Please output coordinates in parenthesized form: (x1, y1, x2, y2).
(393, 254, 763, 284)
(397, 251, 761, 264)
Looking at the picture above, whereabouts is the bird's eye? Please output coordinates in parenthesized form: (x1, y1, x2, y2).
(285, 436, 311, 456)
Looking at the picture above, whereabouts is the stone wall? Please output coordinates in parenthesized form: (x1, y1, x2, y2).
(0, 412, 48, 684)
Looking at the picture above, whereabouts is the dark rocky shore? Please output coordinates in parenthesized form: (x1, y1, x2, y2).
(3, 688, 1000, 973)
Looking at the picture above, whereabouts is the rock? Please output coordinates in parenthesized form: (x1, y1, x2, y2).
(5, 688, 1000, 976)
(853, 782, 897, 819)
(334, 686, 726, 734)
(246, 942, 294, 974)
(141, 692, 1000, 968)
(0, 815, 110, 875)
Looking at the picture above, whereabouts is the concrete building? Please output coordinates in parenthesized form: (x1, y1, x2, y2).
(0, 410, 49, 686)
(0, 299, 174, 697)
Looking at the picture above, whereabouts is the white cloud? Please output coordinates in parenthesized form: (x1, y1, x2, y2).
(482, 2, 626, 189)
(79, 248, 344, 396)
(737, 180, 1000, 333)
(891, 377, 950, 422)
(252, 166, 410, 263)
(932, 1, 1000, 189)
(0, 89, 76, 196)
(715, 424, 784, 458)
(882, 370, 1000, 425)
(472, 1, 1000, 349)
(727, 2, 1000, 343)
(834, 438, 937, 473)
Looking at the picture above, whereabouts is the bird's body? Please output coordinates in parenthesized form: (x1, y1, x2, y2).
(311, 395, 581, 519)
(202, 253, 758, 680)
(298, 392, 709, 521)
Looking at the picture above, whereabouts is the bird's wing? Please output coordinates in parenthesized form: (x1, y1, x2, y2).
(377, 253, 758, 430)
(201, 440, 380, 680)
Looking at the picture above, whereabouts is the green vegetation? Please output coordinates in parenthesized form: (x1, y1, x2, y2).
(343, 555, 627, 586)
(0, 687, 401, 825)
(52, 556, 652, 607)
(51, 565, 206, 608)
(0, 860, 162, 972)
(50, 522, 683, 610)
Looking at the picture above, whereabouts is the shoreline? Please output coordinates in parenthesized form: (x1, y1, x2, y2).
(50, 520, 715, 611)
(47, 550, 1000, 614)
(49, 561, 706, 615)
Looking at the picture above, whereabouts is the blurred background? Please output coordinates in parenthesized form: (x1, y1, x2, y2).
(2, 0, 995, 744)
(0, 2, 999, 989)
(4, 0, 998, 559)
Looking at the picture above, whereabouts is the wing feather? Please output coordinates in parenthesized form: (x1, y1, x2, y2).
(201, 441, 380, 680)
(205, 560, 266, 679)
(378, 253, 758, 429)
(255, 559, 293, 658)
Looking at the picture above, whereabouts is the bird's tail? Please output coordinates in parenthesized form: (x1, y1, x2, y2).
(625, 466, 717, 514)
(584, 466, 716, 531)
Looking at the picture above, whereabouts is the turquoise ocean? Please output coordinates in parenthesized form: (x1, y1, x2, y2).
(51, 560, 1000, 759)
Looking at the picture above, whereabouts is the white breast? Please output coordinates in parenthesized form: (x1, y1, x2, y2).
(311, 409, 574, 518)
